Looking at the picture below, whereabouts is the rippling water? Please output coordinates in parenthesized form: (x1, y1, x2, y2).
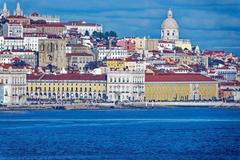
(0, 107, 239, 160)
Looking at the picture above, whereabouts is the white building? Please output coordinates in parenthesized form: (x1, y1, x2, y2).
(0, 64, 28, 106)
(0, 36, 5, 51)
(0, 37, 24, 51)
(64, 21, 103, 35)
(28, 12, 60, 23)
(161, 9, 179, 41)
(0, 50, 36, 67)
(97, 46, 129, 61)
(23, 33, 47, 51)
(0, 51, 12, 64)
(107, 60, 145, 102)
(2, 23, 23, 38)
(215, 66, 237, 81)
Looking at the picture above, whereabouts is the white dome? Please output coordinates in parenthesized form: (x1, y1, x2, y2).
(161, 9, 179, 29)
(161, 18, 179, 29)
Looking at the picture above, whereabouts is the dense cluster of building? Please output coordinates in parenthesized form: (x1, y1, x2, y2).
(0, 2, 239, 106)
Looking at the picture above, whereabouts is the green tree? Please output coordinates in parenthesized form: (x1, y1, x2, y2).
(84, 30, 90, 36)
(109, 31, 117, 37)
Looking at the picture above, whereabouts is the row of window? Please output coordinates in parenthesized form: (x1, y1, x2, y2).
(27, 87, 104, 92)
(29, 83, 104, 86)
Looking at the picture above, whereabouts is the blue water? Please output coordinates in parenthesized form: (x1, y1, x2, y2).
(0, 107, 239, 160)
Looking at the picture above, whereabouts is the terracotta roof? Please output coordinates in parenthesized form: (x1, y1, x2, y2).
(0, 63, 12, 69)
(47, 34, 62, 39)
(23, 33, 47, 37)
(23, 25, 36, 28)
(203, 50, 225, 55)
(64, 21, 101, 26)
(220, 81, 240, 86)
(11, 56, 21, 61)
(31, 23, 65, 27)
(66, 53, 93, 57)
(145, 73, 215, 82)
(0, 50, 34, 53)
(27, 73, 106, 81)
(0, 63, 27, 69)
(7, 15, 28, 19)
(107, 58, 123, 61)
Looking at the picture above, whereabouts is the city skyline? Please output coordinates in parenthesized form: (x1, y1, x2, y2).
(1, 0, 240, 55)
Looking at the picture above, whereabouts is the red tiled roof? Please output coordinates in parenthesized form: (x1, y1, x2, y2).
(7, 15, 28, 19)
(107, 58, 123, 61)
(23, 33, 47, 37)
(64, 21, 101, 26)
(27, 73, 106, 81)
(0, 63, 27, 69)
(11, 56, 21, 61)
(203, 50, 225, 55)
(0, 50, 34, 54)
(23, 25, 36, 28)
(0, 63, 12, 69)
(31, 23, 65, 27)
(220, 81, 240, 86)
(145, 73, 215, 82)
(66, 53, 93, 57)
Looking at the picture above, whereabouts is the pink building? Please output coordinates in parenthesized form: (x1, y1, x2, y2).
(117, 38, 135, 52)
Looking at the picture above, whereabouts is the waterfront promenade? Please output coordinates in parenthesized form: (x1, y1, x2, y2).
(1, 101, 240, 111)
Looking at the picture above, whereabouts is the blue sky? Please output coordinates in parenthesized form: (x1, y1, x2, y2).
(2, 0, 240, 55)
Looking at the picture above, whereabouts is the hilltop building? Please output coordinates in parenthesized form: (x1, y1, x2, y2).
(64, 21, 103, 35)
(161, 9, 179, 41)
(160, 9, 192, 51)
(28, 12, 60, 23)
(1, 2, 9, 18)
(39, 37, 67, 70)
(14, 2, 23, 16)
(2, 23, 23, 38)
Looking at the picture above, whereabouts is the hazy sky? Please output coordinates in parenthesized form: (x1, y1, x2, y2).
(2, 0, 240, 55)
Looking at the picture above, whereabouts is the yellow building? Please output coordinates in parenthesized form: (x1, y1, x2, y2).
(27, 73, 107, 102)
(134, 37, 159, 51)
(106, 57, 145, 71)
(145, 73, 218, 101)
(106, 59, 125, 69)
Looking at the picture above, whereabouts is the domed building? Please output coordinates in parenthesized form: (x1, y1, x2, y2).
(161, 9, 179, 41)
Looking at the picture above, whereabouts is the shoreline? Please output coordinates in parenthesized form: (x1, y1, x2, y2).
(0, 101, 240, 111)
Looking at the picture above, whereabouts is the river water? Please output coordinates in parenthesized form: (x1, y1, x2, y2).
(0, 107, 239, 160)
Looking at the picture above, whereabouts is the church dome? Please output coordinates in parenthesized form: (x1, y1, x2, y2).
(161, 9, 179, 29)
